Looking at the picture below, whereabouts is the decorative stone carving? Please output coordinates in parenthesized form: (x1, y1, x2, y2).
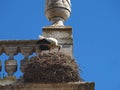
(45, 0, 71, 26)
(4, 47, 17, 76)
(0, 40, 39, 81)
(5, 59, 17, 76)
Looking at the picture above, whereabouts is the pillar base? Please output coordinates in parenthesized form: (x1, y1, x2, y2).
(42, 26, 73, 56)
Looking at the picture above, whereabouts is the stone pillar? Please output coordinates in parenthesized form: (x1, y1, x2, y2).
(44, 0, 73, 56)
(42, 26, 73, 56)
(43, 0, 73, 56)
(43, 1, 95, 90)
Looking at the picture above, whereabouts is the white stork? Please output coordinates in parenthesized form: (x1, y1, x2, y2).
(36, 35, 62, 52)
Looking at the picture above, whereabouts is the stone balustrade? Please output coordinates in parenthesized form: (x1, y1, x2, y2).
(0, 40, 39, 81)
(0, 39, 72, 80)
(0, 40, 95, 90)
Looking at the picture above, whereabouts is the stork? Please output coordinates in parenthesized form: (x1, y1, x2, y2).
(36, 35, 62, 52)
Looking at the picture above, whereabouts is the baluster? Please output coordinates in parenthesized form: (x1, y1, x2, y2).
(35, 46, 41, 55)
(20, 47, 35, 73)
(0, 47, 6, 54)
(21, 46, 35, 61)
(5, 47, 17, 81)
(24, 53, 29, 60)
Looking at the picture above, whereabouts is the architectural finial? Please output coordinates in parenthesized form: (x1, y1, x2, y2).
(45, 0, 71, 26)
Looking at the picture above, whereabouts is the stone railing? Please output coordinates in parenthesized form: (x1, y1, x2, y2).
(0, 39, 72, 81)
(0, 40, 95, 90)
(0, 40, 39, 81)
(0, 38, 73, 81)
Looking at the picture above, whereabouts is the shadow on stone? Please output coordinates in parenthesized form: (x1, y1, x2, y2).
(23, 52, 82, 83)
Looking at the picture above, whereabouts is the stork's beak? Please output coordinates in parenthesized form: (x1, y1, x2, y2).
(58, 45, 62, 52)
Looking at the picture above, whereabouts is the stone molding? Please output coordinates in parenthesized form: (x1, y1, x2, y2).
(0, 82, 95, 90)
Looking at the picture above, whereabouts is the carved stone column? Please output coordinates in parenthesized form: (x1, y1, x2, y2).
(44, 0, 72, 56)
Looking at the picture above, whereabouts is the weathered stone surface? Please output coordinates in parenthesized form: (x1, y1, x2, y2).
(0, 40, 37, 55)
(0, 82, 95, 90)
(0, 40, 38, 83)
(0, 76, 17, 86)
(0, 40, 37, 47)
(42, 26, 73, 56)
(42, 26, 72, 43)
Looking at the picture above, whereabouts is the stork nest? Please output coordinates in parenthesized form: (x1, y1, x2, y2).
(23, 52, 82, 83)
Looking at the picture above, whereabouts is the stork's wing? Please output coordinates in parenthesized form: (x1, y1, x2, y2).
(36, 39, 51, 44)
(46, 38, 58, 45)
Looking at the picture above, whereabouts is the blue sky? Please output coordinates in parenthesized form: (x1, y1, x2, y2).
(0, 0, 120, 90)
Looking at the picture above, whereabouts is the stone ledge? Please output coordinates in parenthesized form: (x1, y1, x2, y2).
(0, 40, 37, 46)
(0, 82, 95, 90)
(0, 40, 72, 46)
(42, 26, 72, 30)
(42, 26, 73, 44)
